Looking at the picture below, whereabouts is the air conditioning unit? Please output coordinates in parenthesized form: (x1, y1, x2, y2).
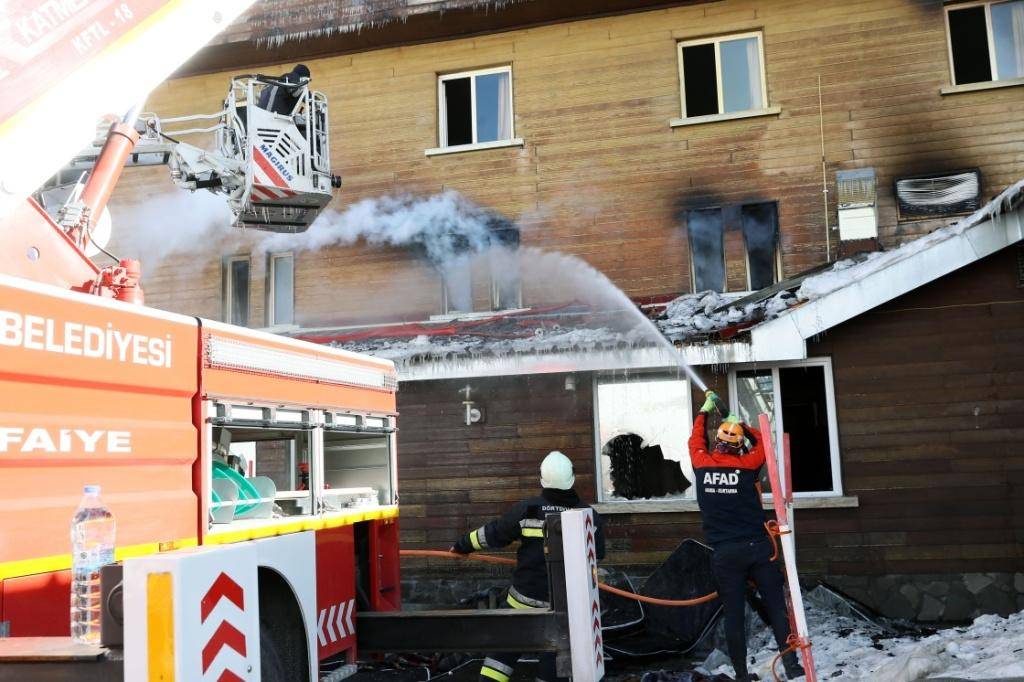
(836, 168, 878, 241)
(895, 169, 981, 221)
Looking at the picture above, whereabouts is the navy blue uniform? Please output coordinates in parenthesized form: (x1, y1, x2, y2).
(454, 488, 605, 682)
(689, 414, 796, 680)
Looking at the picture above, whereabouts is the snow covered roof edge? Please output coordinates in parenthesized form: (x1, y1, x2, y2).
(745, 178, 1024, 363)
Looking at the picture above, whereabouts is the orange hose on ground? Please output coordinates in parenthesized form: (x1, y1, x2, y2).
(400, 549, 719, 607)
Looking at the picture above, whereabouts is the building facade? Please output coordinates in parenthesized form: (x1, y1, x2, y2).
(104, 0, 1024, 620)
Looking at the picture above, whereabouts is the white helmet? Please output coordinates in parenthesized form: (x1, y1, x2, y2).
(540, 451, 575, 490)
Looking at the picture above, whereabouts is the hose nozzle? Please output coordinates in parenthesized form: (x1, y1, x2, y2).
(706, 390, 729, 417)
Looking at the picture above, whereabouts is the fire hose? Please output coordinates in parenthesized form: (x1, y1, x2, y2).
(399, 549, 719, 607)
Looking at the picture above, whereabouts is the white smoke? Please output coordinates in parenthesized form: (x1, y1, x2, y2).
(108, 190, 236, 266)
(257, 191, 502, 263)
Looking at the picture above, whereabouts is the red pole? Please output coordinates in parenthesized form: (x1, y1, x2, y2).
(759, 415, 818, 682)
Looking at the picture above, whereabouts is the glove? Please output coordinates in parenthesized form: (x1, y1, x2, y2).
(449, 543, 470, 555)
(724, 413, 741, 425)
(700, 392, 718, 413)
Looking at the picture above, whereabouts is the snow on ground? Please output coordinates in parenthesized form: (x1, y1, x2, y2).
(711, 600, 1024, 681)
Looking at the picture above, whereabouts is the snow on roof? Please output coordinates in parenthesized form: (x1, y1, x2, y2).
(295, 178, 1024, 377)
(223, 0, 530, 47)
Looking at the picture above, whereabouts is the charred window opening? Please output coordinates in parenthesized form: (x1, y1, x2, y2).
(442, 77, 473, 146)
(439, 67, 514, 148)
(687, 207, 725, 292)
(896, 169, 981, 221)
(603, 434, 690, 500)
(741, 202, 780, 290)
(223, 255, 250, 327)
(596, 377, 695, 503)
(490, 223, 522, 310)
(947, 1, 1024, 85)
(732, 360, 840, 496)
(1016, 245, 1024, 287)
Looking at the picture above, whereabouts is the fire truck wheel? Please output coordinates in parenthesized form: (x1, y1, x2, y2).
(260, 622, 287, 682)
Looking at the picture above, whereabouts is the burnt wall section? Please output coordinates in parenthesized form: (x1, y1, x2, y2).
(122, 1, 1024, 324)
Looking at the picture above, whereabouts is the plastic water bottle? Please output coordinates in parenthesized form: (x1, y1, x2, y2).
(70, 485, 115, 644)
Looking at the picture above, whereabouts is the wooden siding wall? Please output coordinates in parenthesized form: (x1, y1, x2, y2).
(397, 248, 1024, 577)
(111, 0, 1024, 327)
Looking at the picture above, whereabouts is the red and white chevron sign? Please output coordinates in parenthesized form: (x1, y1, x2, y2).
(317, 598, 356, 648)
(200, 572, 249, 682)
(562, 509, 605, 682)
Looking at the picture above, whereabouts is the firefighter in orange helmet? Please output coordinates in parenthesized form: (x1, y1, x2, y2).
(689, 393, 804, 681)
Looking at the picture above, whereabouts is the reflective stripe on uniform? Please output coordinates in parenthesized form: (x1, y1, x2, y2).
(508, 586, 549, 609)
(521, 528, 544, 538)
(470, 526, 488, 550)
(483, 658, 514, 676)
(481, 663, 511, 682)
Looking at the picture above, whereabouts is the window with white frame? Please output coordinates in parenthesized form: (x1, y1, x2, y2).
(728, 358, 842, 496)
(595, 375, 695, 502)
(267, 252, 295, 327)
(946, 1, 1024, 86)
(223, 255, 250, 327)
(438, 66, 515, 149)
(678, 32, 768, 119)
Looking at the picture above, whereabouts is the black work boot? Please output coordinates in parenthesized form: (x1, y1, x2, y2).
(781, 652, 805, 679)
(734, 673, 760, 682)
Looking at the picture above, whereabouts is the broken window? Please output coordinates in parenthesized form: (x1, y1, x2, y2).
(947, 1, 1024, 85)
(740, 202, 780, 290)
(439, 67, 514, 148)
(678, 32, 767, 118)
(441, 256, 474, 314)
(596, 376, 694, 502)
(730, 359, 841, 496)
(687, 207, 725, 292)
(895, 169, 981, 221)
(267, 252, 294, 327)
(223, 254, 250, 327)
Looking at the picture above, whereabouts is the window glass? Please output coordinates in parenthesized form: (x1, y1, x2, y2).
(949, 6, 994, 84)
(720, 36, 763, 113)
(271, 254, 294, 326)
(682, 43, 718, 116)
(992, 1, 1024, 80)
(475, 71, 512, 143)
(735, 369, 776, 492)
(323, 430, 392, 510)
(443, 77, 473, 146)
(741, 202, 779, 290)
(229, 258, 249, 327)
(687, 207, 725, 292)
(597, 378, 693, 501)
(210, 426, 312, 525)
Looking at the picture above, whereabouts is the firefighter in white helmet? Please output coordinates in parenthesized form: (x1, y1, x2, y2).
(451, 450, 605, 682)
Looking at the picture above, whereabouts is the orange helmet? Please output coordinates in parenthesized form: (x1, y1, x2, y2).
(716, 421, 745, 446)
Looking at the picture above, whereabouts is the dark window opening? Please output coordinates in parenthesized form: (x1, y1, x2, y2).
(1016, 246, 1024, 288)
(682, 43, 719, 117)
(443, 77, 472, 146)
(227, 258, 250, 327)
(603, 433, 691, 500)
(740, 202, 780, 290)
(779, 365, 833, 493)
(948, 6, 993, 84)
(688, 207, 725, 292)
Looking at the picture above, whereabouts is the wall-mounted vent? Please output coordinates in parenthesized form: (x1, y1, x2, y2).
(895, 169, 981, 221)
(836, 168, 877, 241)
